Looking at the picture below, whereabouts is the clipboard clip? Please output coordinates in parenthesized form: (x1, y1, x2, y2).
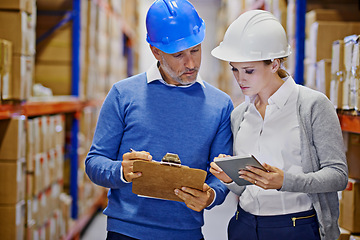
(161, 153, 182, 168)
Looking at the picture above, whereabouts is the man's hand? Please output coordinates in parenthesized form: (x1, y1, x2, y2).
(122, 150, 152, 182)
(174, 183, 215, 212)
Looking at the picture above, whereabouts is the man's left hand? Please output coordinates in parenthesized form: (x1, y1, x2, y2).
(174, 184, 215, 212)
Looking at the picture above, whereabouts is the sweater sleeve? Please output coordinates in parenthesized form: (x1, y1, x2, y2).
(85, 85, 128, 189)
(206, 98, 234, 209)
(281, 90, 348, 193)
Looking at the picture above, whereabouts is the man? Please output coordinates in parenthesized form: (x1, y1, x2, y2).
(85, 0, 233, 239)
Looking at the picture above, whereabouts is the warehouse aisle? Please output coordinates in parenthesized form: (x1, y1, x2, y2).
(81, 192, 238, 240)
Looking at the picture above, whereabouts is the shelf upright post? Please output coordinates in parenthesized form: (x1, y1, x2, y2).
(294, 0, 306, 85)
(70, 0, 81, 219)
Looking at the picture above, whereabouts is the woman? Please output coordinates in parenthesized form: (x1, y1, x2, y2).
(210, 10, 348, 240)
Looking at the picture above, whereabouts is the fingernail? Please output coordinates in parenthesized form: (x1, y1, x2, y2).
(174, 189, 179, 195)
(181, 187, 186, 191)
(148, 155, 152, 160)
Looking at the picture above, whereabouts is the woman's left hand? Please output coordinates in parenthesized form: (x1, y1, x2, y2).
(239, 163, 284, 190)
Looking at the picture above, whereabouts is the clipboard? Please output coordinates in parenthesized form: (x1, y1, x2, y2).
(214, 155, 266, 186)
(132, 160, 207, 202)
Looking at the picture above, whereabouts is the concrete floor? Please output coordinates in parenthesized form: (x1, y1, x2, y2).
(81, 192, 238, 240)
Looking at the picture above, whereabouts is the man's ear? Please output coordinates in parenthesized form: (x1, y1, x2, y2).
(150, 45, 161, 61)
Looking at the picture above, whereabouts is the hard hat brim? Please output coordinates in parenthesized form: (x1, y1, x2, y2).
(211, 43, 291, 62)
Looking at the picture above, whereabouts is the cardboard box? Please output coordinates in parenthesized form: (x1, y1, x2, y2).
(32, 117, 41, 155)
(0, 39, 12, 100)
(316, 59, 332, 98)
(31, 195, 39, 226)
(34, 62, 72, 96)
(0, 10, 35, 56)
(304, 60, 317, 89)
(346, 133, 360, 180)
(0, 0, 35, 14)
(306, 9, 360, 39)
(0, 158, 26, 204)
(26, 118, 35, 172)
(4, 54, 34, 101)
(36, 0, 72, 11)
(308, 21, 360, 64)
(25, 220, 36, 240)
(59, 193, 72, 235)
(339, 227, 351, 240)
(0, 200, 25, 240)
(330, 40, 345, 108)
(0, 116, 26, 160)
(349, 38, 360, 110)
(343, 36, 358, 110)
(26, 174, 33, 201)
(36, 17, 72, 63)
(340, 178, 360, 233)
(33, 153, 44, 195)
(54, 114, 65, 148)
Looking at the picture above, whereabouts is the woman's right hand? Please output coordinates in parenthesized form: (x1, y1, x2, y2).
(210, 154, 233, 184)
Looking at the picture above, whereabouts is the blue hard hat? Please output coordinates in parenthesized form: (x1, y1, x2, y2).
(146, 0, 205, 54)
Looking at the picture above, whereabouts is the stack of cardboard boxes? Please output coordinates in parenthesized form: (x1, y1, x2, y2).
(0, 0, 36, 101)
(0, 116, 27, 240)
(339, 133, 360, 239)
(25, 114, 70, 240)
(304, 9, 360, 97)
(330, 35, 360, 111)
(0, 114, 72, 240)
(77, 106, 105, 217)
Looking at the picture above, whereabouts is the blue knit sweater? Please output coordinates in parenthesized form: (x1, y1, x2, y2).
(85, 72, 233, 240)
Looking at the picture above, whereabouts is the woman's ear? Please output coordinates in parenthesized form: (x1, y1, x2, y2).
(271, 59, 280, 73)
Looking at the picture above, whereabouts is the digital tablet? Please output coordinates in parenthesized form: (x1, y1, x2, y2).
(214, 154, 267, 186)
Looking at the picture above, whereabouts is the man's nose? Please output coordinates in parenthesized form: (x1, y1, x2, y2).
(184, 55, 196, 69)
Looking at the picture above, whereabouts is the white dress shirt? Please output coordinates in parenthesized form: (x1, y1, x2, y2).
(235, 77, 313, 216)
(146, 62, 205, 88)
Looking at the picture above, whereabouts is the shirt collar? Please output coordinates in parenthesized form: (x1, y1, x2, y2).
(146, 62, 205, 88)
(268, 76, 297, 109)
(244, 76, 297, 109)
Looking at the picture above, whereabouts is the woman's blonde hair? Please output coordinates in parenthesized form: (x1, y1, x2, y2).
(264, 58, 289, 79)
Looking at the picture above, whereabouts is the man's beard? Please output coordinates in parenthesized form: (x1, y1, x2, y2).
(161, 55, 198, 86)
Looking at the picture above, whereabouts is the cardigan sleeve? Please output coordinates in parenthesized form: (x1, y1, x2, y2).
(281, 88, 348, 193)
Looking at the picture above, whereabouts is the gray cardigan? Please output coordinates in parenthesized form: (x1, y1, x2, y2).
(227, 84, 348, 240)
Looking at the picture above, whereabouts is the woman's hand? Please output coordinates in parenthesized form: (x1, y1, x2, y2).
(210, 154, 233, 183)
(239, 163, 284, 190)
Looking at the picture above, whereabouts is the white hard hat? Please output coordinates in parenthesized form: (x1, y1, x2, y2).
(211, 10, 291, 62)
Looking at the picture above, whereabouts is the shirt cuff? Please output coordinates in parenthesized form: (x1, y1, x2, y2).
(210, 189, 217, 206)
(120, 165, 131, 183)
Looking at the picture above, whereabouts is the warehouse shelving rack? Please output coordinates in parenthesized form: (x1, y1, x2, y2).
(0, 0, 106, 239)
(35, 0, 84, 221)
